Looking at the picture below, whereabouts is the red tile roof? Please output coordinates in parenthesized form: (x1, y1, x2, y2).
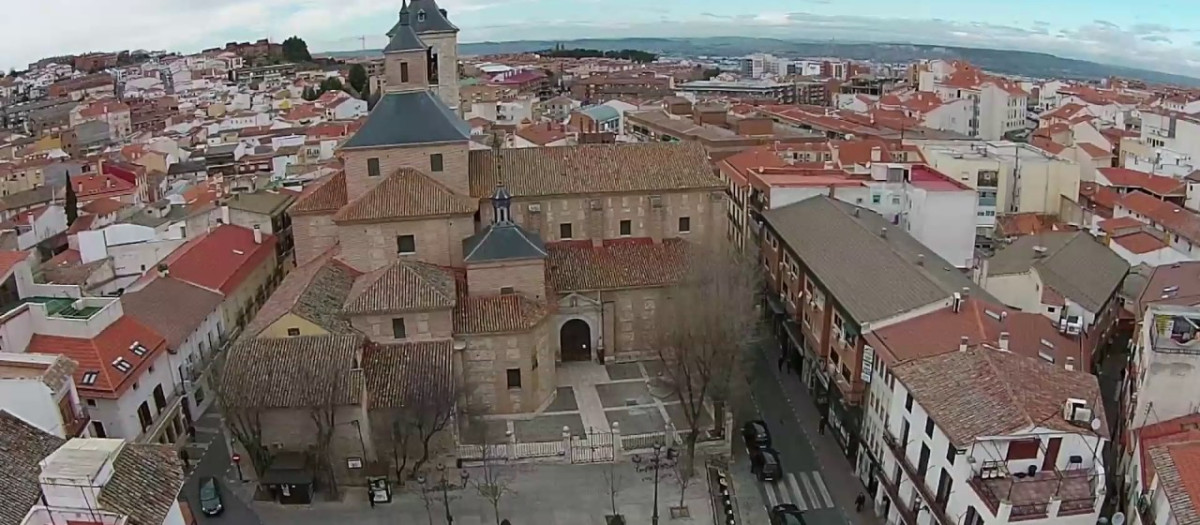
(290, 171, 347, 216)
(1042, 103, 1086, 121)
(66, 214, 97, 235)
(1098, 167, 1186, 196)
(1117, 190, 1200, 244)
(81, 197, 127, 216)
(1137, 414, 1200, 495)
(0, 250, 29, 278)
(71, 172, 136, 199)
(27, 316, 168, 398)
(1078, 142, 1112, 158)
(1113, 231, 1168, 254)
(868, 297, 1091, 372)
(1079, 182, 1119, 213)
(160, 224, 277, 295)
(546, 238, 689, 292)
(515, 122, 571, 146)
(994, 213, 1066, 238)
(1098, 216, 1147, 235)
(333, 168, 475, 223)
(1031, 136, 1067, 156)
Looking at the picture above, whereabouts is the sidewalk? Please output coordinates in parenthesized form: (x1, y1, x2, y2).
(764, 350, 883, 525)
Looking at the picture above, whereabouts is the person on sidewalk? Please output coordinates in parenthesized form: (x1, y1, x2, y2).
(368, 488, 376, 508)
(855, 493, 866, 512)
(179, 449, 190, 469)
(818, 415, 828, 435)
(778, 355, 786, 373)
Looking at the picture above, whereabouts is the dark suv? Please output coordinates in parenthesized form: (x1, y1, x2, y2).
(770, 504, 806, 525)
(742, 420, 772, 451)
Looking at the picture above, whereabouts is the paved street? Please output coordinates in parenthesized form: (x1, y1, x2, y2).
(180, 409, 264, 525)
(732, 340, 882, 525)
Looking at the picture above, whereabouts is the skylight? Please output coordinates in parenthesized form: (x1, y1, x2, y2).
(81, 371, 99, 385)
(112, 358, 132, 373)
(130, 342, 148, 356)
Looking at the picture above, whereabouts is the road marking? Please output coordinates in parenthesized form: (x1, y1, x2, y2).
(765, 482, 779, 507)
(813, 471, 834, 508)
(800, 471, 821, 508)
(786, 473, 807, 511)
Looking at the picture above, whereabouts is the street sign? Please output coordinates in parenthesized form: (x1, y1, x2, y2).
(232, 453, 241, 463)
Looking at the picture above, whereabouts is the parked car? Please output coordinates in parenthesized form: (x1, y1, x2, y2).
(770, 504, 806, 525)
(199, 477, 223, 516)
(750, 447, 782, 482)
(742, 419, 772, 451)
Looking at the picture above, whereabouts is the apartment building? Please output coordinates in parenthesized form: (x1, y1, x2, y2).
(1123, 412, 1200, 525)
(15, 437, 185, 525)
(759, 196, 985, 458)
(919, 141, 1083, 235)
(0, 353, 89, 438)
(676, 78, 798, 104)
(919, 62, 1028, 140)
(869, 346, 1106, 525)
(978, 232, 1129, 352)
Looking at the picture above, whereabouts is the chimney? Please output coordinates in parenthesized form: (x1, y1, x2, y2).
(1000, 311, 1008, 322)
(870, 146, 882, 162)
(105, 178, 112, 189)
(1065, 356, 1076, 372)
(1033, 245, 1048, 258)
(220, 205, 230, 225)
(880, 227, 887, 238)
(961, 287, 970, 301)
(959, 336, 969, 352)
(156, 263, 169, 278)
(253, 224, 262, 244)
(852, 208, 860, 217)
(952, 292, 962, 313)
(998, 332, 1010, 351)
(916, 254, 924, 266)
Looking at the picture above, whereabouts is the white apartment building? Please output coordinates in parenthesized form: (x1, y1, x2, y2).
(1127, 305, 1200, 433)
(1126, 148, 1194, 179)
(865, 346, 1106, 525)
(466, 96, 534, 125)
(20, 438, 186, 525)
(1122, 411, 1200, 525)
(919, 141, 1083, 234)
(917, 61, 1028, 140)
(1140, 110, 1200, 161)
(0, 352, 89, 438)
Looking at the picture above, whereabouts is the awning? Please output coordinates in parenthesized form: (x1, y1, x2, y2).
(765, 294, 785, 315)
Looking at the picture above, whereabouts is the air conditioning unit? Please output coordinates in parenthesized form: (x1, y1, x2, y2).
(1063, 398, 1092, 423)
(527, 203, 542, 213)
(649, 195, 663, 208)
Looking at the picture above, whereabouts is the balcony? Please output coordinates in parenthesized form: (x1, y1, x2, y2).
(876, 464, 920, 525)
(63, 404, 90, 437)
(139, 384, 185, 445)
(881, 429, 955, 525)
(968, 462, 1100, 521)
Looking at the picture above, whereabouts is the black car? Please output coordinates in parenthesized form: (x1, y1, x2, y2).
(750, 447, 782, 482)
(770, 504, 806, 525)
(742, 420, 772, 451)
(199, 476, 223, 516)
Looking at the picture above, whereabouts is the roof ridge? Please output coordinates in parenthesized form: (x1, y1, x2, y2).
(978, 349, 1035, 432)
(826, 196, 947, 293)
(398, 260, 456, 303)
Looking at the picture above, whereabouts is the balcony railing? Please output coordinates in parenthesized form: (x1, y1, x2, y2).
(881, 429, 955, 525)
(968, 460, 1100, 520)
(877, 466, 919, 525)
(138, 384, 185, 444)
(63, 405, 90, 437)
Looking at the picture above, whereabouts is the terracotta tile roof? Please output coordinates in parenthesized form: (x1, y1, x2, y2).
(333, 168, 475, 223)
(0, 411, 65, 525)
(1042, 103, 1087, 120)
(364, 340, 454, 408)
(98, 444, 185, 525)
(546, 238, 689, 292)
(468, 142, 720, 199)
(1099, 216, 1148, 235)
(515, 122, 571, 146)
(290, 171, 347, 216)
(160, 224, 277, 295)
(1079, 182, 1119, 212)
(121, 278, 224, 348)
(244, 248, 360, 337)
(1098, 167, 1186, 196)
(892, 346, 1106, 447)
(344, 261, 457, 315)
(41, 257, 108, 286)
(1150, 442, 1200, 525)
(65, 214, 97, 235)
(868, 297, 1090, 371)
(1136, 262, 1200, 311)
(81, 197, 127, 216)
(1031, 136, 1067, 156)
(221, 335, 365, 408)
(0, 250, 30, 279)
(1118, 190, 1200, 244)
(454, 294, 549, 335)
(994, 213, 1066, 239)
(1078, 142, 1112, 158)
(27, 316, 168, 399)
(1136, 414, 1200, 500)
(1114, 231, 1168, 254)
(70, 172, 136, 199)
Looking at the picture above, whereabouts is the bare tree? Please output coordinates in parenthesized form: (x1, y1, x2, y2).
(673, 452, 694, 514)
(469, 416, 514, 525)
(603, 461, 625, 525)
(654, 243, 762, 477)
(212, 360, 271, 478)
(408, 380, 458, 476)
(305, 365, 343, 500)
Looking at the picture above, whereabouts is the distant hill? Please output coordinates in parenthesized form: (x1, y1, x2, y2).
(321, 36, 1200, 87)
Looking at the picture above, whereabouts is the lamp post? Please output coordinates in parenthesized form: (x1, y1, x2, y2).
(421, 463, 470, 524)
(633, 443, 677, 525)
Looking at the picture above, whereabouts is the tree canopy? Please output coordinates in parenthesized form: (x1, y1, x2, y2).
(539, 48, 657, 64)
(347, 64, 368, 95)
(282, 36, 313, 63)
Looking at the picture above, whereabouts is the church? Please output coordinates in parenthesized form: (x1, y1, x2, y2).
(249, 0, 726, 414)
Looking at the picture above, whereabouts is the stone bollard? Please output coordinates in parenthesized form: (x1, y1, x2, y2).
(612, 421, 622, 460)
(507, 429, 516, 460)
(561, 425, 571, 463)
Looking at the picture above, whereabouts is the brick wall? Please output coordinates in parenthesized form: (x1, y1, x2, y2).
(342, 143, 470, 201)
(479, 189, 725, 247)
(348, 310, 454, 342)
(293, 214, 338, 266)
(383, 50, 430, 93)
(466, 259, 546, 298)
(337, 215, 474, 272)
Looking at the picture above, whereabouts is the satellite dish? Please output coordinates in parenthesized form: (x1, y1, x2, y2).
(1091, 418, 1102, 432)
(1113, 512, 1126, 525)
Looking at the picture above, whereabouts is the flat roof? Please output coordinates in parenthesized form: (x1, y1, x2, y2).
(40, 438, 123, 480)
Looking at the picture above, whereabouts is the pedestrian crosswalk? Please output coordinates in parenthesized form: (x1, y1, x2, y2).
(761, 471, 835, 510)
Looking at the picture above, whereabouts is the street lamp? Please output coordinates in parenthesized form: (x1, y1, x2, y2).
(633, 443, 677, 525)
(423, 463, 470, 524)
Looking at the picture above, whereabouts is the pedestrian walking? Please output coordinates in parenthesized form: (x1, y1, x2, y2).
(368, 488, 376, 508)
(855, 493, 866, 512)
(777, 354, 786, 372)
(179, 449, 190, 469)
(818, 415, 828, 435)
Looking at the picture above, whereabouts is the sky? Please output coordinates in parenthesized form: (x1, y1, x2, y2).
(3, 0, 1200, 77)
